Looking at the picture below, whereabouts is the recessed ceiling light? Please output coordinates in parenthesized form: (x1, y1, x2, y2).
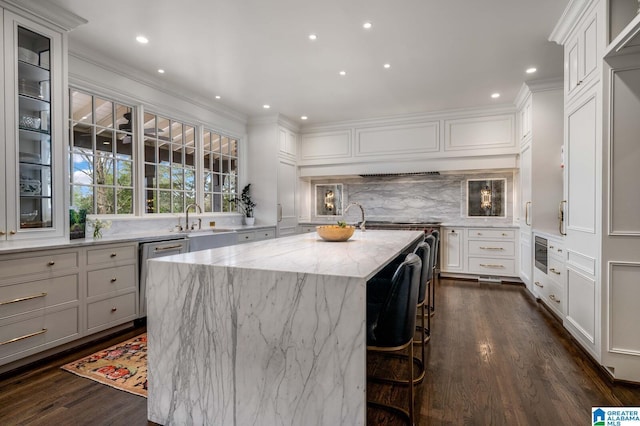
(363, 22, 372, 29)
(491, 93, 501, 99)
(263, 104, 270, 109)
(215, 95, 221, 99)
(308, 34, 317, 41)
(301, 116, 308, 120)
(136, 35, 149, 44)
(157, 69, 165, 74)
(383, 63, 391, 69)
(526, 67, 537, 74)
(339, 70, 347, 76)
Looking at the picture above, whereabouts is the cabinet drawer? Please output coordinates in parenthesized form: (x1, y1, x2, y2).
(299, 226, 316, 233)
(547, 242, 564, 259)
(468, 257, 516, 275)
(0, 307, 79, 362)
(87, 292, 136, 330)
(539, 280, 565, 318)
(87, 264, 137, 298)
(467, 229, 515, 240)
(547, 257, 565, 286)
(1, 274, 79, 320)
(87, 244, 137, 266)
(255, 228, 275, 240)
(0, 252, 78, 280)
(468, 240, 515, 256)
(237, 232, 255, 243)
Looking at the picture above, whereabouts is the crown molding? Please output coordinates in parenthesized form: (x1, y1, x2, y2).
(549, 0, 591, 45)
(1, 0, 87, 31)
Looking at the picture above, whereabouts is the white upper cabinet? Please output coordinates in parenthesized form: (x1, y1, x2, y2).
(1, 8, 68, 242)
(565, 3, 602, 102)
(279, 126, 296, 159)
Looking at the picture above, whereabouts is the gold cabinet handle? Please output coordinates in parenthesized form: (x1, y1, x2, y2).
(534, 281, 543, 288)
(154, 244, 184, 252)
(476, 232, 483, 236)
(110, 253, 117, 258)
(48, 261, 55, 266)
(502, 233, 508, 236)
(110, 277, 117, 282)
(9, 230, 16, 235)
(525, 201, 532, 226)
(0, 329, 47, 346)
(479, 263, 505, 268)
(479, 247, 504, 250)
(549, 294, 560, 303)
(0, 292, 47, 306)
(549, 268, 561, 275)
(559, 200, 567, 236)
(0, 230, 5, 236)
(111, 307, 117, 312)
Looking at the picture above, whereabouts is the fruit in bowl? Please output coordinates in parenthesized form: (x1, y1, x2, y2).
(316, 223, 355, 242)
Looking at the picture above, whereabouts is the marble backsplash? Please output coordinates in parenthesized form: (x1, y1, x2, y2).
(310, 171, 515, 225)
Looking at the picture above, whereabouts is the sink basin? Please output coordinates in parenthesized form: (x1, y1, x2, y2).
(187, 230, 237, 252)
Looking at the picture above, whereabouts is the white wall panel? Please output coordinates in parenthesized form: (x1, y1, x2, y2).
(355, 122, 439, 157)
(566, 268, 595, 343)
(609, 263, 640, 355)
(444, 115, 514, 151)
(299, 131, 351, 161)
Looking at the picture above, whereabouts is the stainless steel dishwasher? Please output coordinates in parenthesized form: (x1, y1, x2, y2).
(139, 238, 189, 317)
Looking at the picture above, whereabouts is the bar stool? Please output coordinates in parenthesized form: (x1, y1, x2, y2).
(429, 230, 439, 317)
(366, 253, 422, 425)
(413, 241, 431, 374)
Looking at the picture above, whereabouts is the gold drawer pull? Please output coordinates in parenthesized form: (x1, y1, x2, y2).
(476, 232, 482, 236)
(110, 253, 117, 258)
(0, 230, 5, 236)
(479, 264, 505, 268)
(549, 294, 560, 303)
(0, 292, 47, 306)
(479, 247, 504, 250)
(245, 236, 249, 239)
(557, 249, 563, 253)
(549, 268, 561, 275)
(0, 328, 47, 346)
(48, 261, 55, 266)
(9, 230, 16, 235)
(534, 281, 543, 288)
(502, 233, 508, 236)
(111, 307, 117, 312)
(110, 277, 117, 282)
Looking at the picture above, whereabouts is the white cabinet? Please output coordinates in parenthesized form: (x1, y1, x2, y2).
(279, 127, 297, 158)
(0, 248, 81, 367)
(1, 9, 67, 242)
(236, 227, 276, 244)
(277, 158, 297, 237)
(441, 227, 463, 273)
(515, 82, 564, 291)
(533, 235, 566, 319)
(565, 6, 600, 101)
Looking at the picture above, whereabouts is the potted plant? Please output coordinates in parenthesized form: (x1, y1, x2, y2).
(235, 184, 257, 225)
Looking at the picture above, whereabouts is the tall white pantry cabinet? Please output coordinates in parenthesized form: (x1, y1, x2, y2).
(551, 0, 640, 382)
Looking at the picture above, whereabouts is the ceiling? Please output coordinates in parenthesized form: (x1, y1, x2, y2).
(47, 0, 569, 126)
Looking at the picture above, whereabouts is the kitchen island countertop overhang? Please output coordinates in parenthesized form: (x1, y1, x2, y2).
(146, 230, 424, 426)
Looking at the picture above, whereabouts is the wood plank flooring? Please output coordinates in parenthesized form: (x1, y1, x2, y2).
(1, 278, 638, 425)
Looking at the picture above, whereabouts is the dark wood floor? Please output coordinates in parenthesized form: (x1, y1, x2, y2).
(1, 278, 638, 425)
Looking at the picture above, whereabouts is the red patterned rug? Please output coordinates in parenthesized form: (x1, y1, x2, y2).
(61, 333, 147, 397)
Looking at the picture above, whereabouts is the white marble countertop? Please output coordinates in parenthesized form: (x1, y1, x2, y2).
(0, 224, 277, 255)
(153, 229, 423, 281)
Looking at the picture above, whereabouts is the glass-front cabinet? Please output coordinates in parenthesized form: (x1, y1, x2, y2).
(1, 10, 65, 241)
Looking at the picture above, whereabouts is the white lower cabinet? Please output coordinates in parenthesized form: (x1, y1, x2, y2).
(0, 241, 139, 369)
(236, 227, 276, 244)
(441, 227, 519, 279)
(532, 235, 566, 319)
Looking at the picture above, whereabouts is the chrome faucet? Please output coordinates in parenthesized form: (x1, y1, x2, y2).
(344, 202, 366, 231)
(185, 203, 202, 231)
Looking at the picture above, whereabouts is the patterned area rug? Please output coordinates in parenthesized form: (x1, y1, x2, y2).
(61, 333, 147, 397)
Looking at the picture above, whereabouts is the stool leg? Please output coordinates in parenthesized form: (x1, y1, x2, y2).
(409, 340, 414, 425)
(430, 267, 436, 317)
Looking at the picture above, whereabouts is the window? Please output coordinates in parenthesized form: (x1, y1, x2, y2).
(202, 130, 238, 213)
(69, 90, 134, 214)
(143, 113, 196, 213)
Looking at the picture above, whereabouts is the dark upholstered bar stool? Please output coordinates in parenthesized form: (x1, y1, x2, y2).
(366, 253, 422, 425)
(429, 230, 440, 317)
(412, 241, 431, 374)
(422, 234, 436, 336)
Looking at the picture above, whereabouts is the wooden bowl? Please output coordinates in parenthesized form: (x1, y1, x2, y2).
(316, 225, 355, 242)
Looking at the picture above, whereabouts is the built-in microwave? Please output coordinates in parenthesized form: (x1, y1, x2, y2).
(534, 236, 547, 274)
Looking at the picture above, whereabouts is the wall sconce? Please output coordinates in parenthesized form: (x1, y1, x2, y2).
(480, 185, 492, 210)
(324, 190, 335, 212)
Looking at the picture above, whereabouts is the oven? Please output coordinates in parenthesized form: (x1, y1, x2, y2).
(534, 235, 548, 274)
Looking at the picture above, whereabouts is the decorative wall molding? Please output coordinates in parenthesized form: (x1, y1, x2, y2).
(607, 262, 640, 356)
(299, 130, 352, 162)
(354, 121, 439, 157)
(549, 0, 591, 45)
(444, 114, 514, 152)
(566, 250, 596, 276)
(565, 268, 596, 344)
(1, 0, 87, 32)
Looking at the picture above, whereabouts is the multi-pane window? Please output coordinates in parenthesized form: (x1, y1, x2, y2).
(143, 113, 196, 213)
(69, 90, 134, 214)
(203, 130, 238, 212)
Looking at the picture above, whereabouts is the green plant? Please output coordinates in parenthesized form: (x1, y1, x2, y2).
(234, 184, 257, 218)
(337, 220, 347, 228)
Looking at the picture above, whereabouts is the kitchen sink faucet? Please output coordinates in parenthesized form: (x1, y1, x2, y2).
(185, 203, 202, 231)
(344, 202, 366, 231)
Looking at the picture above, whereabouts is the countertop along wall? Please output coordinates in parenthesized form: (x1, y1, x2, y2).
(307, 171, 516, 227)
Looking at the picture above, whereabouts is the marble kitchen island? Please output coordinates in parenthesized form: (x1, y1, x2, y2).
(146, 229, 423, 426)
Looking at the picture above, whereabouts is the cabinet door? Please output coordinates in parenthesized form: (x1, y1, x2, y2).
(442, 228, 463, 272)
(0, 9, 5, 238)
(567, 39, 580, 97)
(277, 158, 297, 236)
(3, 12, 65, 240)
